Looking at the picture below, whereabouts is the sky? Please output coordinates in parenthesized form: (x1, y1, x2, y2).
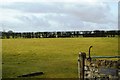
(0, 0, 119, 32)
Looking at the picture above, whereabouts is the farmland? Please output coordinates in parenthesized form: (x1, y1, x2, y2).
(2, 37, 119, 78)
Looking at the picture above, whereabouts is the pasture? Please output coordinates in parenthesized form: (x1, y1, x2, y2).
(2, 38, 118, 78)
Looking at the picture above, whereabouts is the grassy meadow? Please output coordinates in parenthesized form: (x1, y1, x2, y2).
(2, 37, 119, 78)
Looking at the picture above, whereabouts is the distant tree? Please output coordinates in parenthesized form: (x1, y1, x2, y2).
(106, 30, 116, 37)
(8, 30, 13, 33)
(6, 30, 13, 38)
(0, 31, 2, 38)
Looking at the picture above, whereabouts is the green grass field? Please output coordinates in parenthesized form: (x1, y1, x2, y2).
(2, 38, 119, 78)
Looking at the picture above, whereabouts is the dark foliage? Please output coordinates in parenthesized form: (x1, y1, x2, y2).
(1, 30, 120, 39)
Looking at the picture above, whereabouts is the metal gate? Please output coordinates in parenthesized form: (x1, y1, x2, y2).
(78, 51, 120, 80)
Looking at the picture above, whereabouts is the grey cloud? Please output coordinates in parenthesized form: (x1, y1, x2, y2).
(2, 2, 64, 13)
(1, 2, 118, 31)
(69, 4, 112, 24)
(1, 2, 115, 24)
(13, 13, 85, 31)
(16, 15, 50, 27)
(44, 14, 84, 28)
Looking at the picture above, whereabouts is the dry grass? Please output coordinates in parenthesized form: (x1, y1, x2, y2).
(2, 37, 118, 78)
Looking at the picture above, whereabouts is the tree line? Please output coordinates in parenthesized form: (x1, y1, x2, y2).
(0, 30, 120, 39)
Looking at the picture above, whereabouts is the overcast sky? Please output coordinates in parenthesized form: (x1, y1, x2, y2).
(0, 0, 119, 32)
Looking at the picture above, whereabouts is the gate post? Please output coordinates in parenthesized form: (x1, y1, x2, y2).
(78, 52, 86, 80)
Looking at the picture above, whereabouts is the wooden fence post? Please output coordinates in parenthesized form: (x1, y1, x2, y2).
(78, 52, 86, 80)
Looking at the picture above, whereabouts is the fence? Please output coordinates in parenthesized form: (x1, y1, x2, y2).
(78, 52, 120, 80)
